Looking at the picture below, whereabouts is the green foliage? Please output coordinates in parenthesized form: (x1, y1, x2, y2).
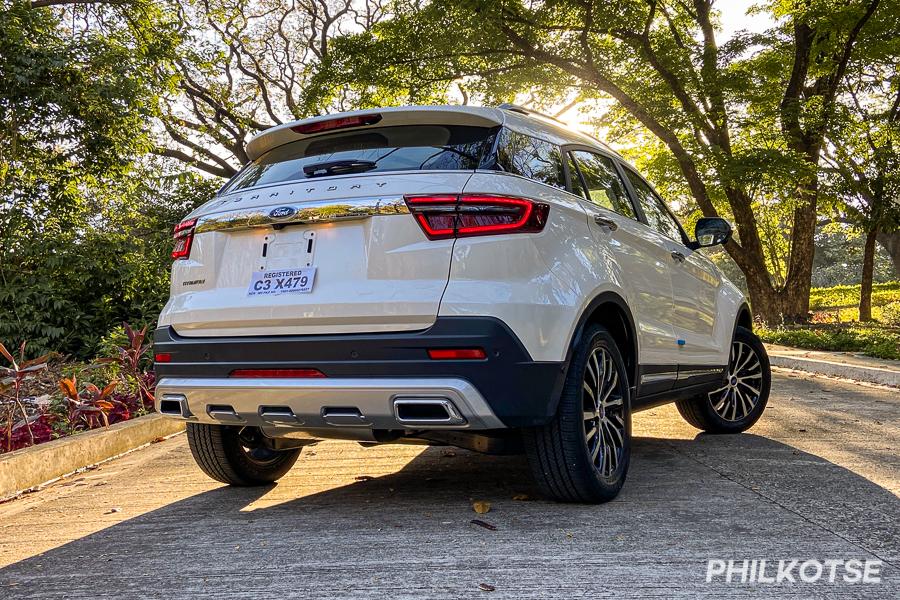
(809, 281, 900, 311)
(0, 2, 206, 359)
(763, 281, 900, 359)
(880, 302, 900, 327)
(0, 169, 217, 359)
(757, 325, 900, 360)
(341, 0, 898, 322)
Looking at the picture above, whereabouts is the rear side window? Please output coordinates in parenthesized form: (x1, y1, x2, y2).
(623, 168, 685, 242)
(494, 128, 565, 189)
(225, 125, 496, 192)
(569, 150, 636, 219)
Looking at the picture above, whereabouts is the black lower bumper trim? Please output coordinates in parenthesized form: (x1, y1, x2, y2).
(153, 317, 567, 428)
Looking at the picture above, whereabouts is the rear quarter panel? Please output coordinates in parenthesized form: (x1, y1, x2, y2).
(439, 172, 634, 363)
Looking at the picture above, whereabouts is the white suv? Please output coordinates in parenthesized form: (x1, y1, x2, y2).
(154, 105, 771, 503)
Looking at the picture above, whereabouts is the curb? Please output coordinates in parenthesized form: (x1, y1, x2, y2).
(0, 414, 185, 500)
(768, 354, 900, 388)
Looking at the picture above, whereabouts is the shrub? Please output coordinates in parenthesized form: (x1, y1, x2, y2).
(757, 325, 900, 361)
(880, 301, 900, 327)
(1, 321, 157, 454)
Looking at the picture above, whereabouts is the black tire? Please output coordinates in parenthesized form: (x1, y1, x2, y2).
(186, 423, 301, 485)
(676, 326, 771, 433)
(524, 325, 631, 503)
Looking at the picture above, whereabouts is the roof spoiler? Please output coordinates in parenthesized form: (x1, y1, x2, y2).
(496, 103, 567, 125)
(244, 105, 505, 162)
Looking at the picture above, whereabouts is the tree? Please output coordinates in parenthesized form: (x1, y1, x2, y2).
(342, 0, 894, 323)
(824, 67, 900, 321)
(1, 0, 194, 356)
(155, 0, 393, 177)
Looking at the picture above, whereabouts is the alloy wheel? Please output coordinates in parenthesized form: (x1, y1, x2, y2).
(237, 427, 283, 465)
(709, 341, 764, 421)
(582, 346, 627, 477)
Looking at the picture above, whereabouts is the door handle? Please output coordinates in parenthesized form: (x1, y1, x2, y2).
(593, 215, 618, 231)
(670, 251, 686, 263)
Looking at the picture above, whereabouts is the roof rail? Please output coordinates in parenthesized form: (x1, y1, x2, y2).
(497, 103, 566, 125)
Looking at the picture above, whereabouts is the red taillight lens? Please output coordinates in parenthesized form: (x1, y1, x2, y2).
(406, 195, 458, 238)
(405, 195, 549, 240)
(172, 218, 197, 260)
(154, 353, 172, 363)
(427, 348, 487, 360)
(229, 368, 326, 378)
(290, 113, 382, 135)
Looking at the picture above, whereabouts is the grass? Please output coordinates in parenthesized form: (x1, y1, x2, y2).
(757, 324, 900, 360)
(808, 281, 900, 323)
(756, 280, 900, 361)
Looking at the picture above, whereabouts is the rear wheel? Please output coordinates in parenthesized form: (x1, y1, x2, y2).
(186, 423, 301, 485)
(524, 325, 631, 503)
(676, 326, 771, 433)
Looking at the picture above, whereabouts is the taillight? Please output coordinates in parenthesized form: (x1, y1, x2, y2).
(171, 219, 197, 260)
(290, 113, 382, 134)
(405, 195, 549, 240)
(154, 353, 172, 363)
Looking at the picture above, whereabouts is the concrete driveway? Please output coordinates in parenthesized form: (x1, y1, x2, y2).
(0, 370, 897, 598)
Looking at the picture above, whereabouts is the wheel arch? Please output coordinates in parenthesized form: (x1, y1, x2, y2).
(566, 292, 639, 394)
(735, 302, 753, 334)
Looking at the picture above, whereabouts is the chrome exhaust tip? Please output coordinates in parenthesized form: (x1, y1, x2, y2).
(392, 398, 466, 426)
(158, 393, 192, 418)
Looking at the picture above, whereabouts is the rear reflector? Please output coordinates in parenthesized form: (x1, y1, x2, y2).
(427, 348, 487, 360)
(154, 353, 172, 363)
(171, 218, 197, 260)
(405, 195, 549, 240)
(290, 113, 382, 135)
(230, 368, 326, 378)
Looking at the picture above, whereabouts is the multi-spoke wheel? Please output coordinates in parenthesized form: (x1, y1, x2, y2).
(524, 324, 631, 503)
(676, 326, 771, 433)
(709, 340, 765, 421)
(583, 346, 627, 478)
(187, 423, 301, 485)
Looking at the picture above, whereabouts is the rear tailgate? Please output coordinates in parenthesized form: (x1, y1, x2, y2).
(159, 172, 470, 336)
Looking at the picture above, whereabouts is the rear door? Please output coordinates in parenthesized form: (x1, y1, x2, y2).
(619, 166, 722, 366)
(565, 149, 678, 373)
(159, 123, 496, 337)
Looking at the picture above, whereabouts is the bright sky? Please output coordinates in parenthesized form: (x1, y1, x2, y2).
(719, 0, 774, 40)
(553, 0, 776, 134)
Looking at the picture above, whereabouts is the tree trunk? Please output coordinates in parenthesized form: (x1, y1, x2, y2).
(859, 227, 877, 322)
(876, 230, 900, 277)
(742, 267, 781, 325)
(780, 180, 818, 323)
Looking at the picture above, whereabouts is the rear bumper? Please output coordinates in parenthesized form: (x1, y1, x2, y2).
(156, 376, 503, 430)
(153, 317, 567, 429)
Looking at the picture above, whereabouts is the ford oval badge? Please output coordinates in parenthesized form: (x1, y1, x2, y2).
(269, 206, 296, 219)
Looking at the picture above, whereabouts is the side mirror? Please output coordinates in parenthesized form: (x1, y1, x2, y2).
(692, 217, 732, 249)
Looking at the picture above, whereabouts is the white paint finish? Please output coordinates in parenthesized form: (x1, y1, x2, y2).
(658, 237, 731, 365)
(160, 105, 747, 371)
(577, 202, 678, 365)
(441, 173, 598, 362)
(159, 172, 473, 336)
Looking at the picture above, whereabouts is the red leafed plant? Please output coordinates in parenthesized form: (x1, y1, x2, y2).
(58, 376, 121, 430)
(0, 341, 51, 451)
(95, 323, 155, 410)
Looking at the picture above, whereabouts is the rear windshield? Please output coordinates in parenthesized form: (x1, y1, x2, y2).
(224, 125, 497, 192)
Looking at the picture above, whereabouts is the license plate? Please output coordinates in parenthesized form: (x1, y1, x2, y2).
(247, 267, 316, 296)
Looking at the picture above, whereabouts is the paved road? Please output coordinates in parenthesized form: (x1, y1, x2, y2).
(0, 370, 897, 599)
